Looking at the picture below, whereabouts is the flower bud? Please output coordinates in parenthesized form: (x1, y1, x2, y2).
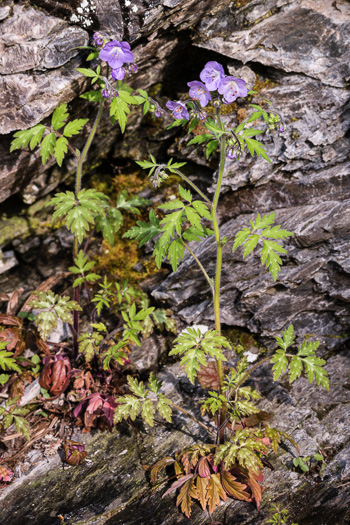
(93, 32, 105, 47)
(101, 88, 112, 99)
(213, 99, 221, 107)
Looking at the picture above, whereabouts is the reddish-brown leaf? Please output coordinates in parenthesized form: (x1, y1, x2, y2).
(247, 471, 263, 509)
(198, 361, 220, 390)
(35, 337, 50, 356)
(196, 475, 209, 510)
(162, 474, 193, 498)
(198, 456, 211, 478)
(207, 473, 226, 515)
(6, 289, 24, 316)
(0, 327, 20, 352)
(0, 314, 22, 327)
(51, 361, 69, 396)
(150, 457, 175, 485)
(221, 470, 251, 501)
(176, 478, 198, 518)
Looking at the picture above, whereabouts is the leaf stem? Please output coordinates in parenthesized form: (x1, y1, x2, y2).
(182, 241, 214, 294)
(73, 98, 105, 356)
(172, 169, 212, 206)
(169, 401, 215, 436)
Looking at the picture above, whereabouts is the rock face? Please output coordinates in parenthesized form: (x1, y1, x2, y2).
(0, 0, 350, 523)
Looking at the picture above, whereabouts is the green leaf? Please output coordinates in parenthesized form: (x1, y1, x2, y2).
(40, 132, 56, 164)
(80, 90, 103, 102)
(10, 124, 46, 152)
(206, 140, 219, 159)
(86, 51, 99, 61)
(261, 240, 286, 280)
(157, 394, 172, 423)
(95, 208, 123, 245)
(232, 229, 251, 254)
(178, 185, 192, 203)
(76, 67, 99, 78)
(151, 309, 177, 334)
(275, 324, 295, 351)
(110, 95, 130, 133)
(302, 355, 329, 390)
(0, 346, 21, 372)
(28, 290, 81, 340)
(187, 134, 212, 146)
(160, 209, 185, 247)
(243, 234, 259, 259)
(123, 209, 162, 247)
(116, 190, 149, 215)
(168, 238, 185, 272)
(185, 206, 202, 230)
(54, 136, 68, 167)
(113, 395, 141, 423)
(244, 137, 272, 163)
(52, 103, 69, 130)
(13, 415, 30, 440)
(246, 111, 262, 123)
(63, 119, 88, 138)
(170, 329, 228, 384)
(142, 398, 155, 426)
(270, 349, 288, 381)
(242, 129, 265, 137)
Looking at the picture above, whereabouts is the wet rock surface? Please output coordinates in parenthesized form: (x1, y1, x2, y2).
(1, 0, 350, 524)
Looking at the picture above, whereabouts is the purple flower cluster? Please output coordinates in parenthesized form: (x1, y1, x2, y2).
(166, 60, 248, 121)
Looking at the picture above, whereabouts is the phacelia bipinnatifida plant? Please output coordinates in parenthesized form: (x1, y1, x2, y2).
(1, 33, 329, 522)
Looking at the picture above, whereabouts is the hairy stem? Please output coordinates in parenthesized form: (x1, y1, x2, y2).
(170, 402, 215, 436)
(183, 241, 214, 294)
(172, 169, 212, 206)
(212, 106, 227, 442)
(73, 99, 105, 356)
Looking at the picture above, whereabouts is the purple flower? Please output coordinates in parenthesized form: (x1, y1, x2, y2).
(93, 32, 104, 46)
(218, 76, 248, 103)
(99, 40, 134, 69)
(111, 67, 126, 80)
(200, 61, 225, 91)
(278, 124, 285, 133)
(166, 100, 189, 120)
(187, 81, 211, 107)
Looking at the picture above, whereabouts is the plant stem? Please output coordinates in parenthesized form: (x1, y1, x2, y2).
(169, 402, 215, 436)
(73, 98, 105, 356)
(172, 169, 212, 206)
(211, 106, 227, 442)
(183, 241, 214, 294)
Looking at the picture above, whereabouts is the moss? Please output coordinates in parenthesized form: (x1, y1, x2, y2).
(224, 327, 266, 357)
(253, 75, 279, 92)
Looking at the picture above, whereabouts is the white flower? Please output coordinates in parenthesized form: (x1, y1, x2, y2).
(132, 5, 139, 12)
(244, 350, 258, 363)
(179, 324, 209, 343)
(125, 0, 131, 5)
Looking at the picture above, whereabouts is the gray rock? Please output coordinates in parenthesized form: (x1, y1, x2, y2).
(0, 249, 18, 274)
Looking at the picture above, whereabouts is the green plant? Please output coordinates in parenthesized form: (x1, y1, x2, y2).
(121, 60, 329, 518)
(265, 503, 298, 524)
